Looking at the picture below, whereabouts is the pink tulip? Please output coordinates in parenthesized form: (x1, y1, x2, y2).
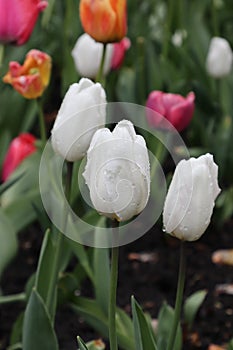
(0, 0, 48, 45)
(146, 91, 195, 132)
(111, 37, 131, 70)
(1, 133, 36, 182)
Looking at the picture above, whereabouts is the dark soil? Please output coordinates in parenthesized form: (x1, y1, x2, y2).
(1, 218, 233, 350)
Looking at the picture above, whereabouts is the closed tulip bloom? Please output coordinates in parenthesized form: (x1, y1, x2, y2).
(71, 33, 113, 79)
(163, 154, 221, 241)
(3, 49, 51, 99)
(83, 120, 150, 222)
(80, 0, 127, 43)
(146, 91, 195, 132)
(71, 34, 130, 78)
(206, 37, 233, 78)
(2, 133, 36, 182)
(51, 78, 106, 162)
(0, 0, 47, 45)
(111, 37, 131, 70)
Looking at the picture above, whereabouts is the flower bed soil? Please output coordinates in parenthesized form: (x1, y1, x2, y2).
(1, 219, 233, 350)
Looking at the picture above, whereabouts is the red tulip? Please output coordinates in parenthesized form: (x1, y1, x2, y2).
(111, 37, 131, 70)
(1, 133, 36, 182)
(0, 0, 48, 45)
(79, 0, 127, 43)
(146, 91, 195, 132)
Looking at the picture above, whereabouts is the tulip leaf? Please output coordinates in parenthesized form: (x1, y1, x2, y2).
(156, 302, 182, 350)
(184, 290, 207, 330)
(1, 152, 42, 232)
(77, 336, 89, 350)
(70, 240, 94, 281)
(0, 209, 17, 278)
(10, 312, 24, 346)
(0, 172, 25, 196)
(22, 289, 59, 350)
(34, 229, 57, 319)
(131, 296, 157, 350)
(70, 296, 134, 350)
(227, 339, 233, 350)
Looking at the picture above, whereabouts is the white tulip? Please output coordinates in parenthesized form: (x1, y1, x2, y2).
(71, 33, 113, 79)
(51, 78, 106, 161)
(83, 120, 150, 222)
(163, 153, 221, 241)
(206, 37, 233, 78)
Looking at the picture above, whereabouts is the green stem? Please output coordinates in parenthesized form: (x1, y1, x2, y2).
(150, 139, 164, 181)
(0, 44, 4, 68)
(36, 98, 46, 146)
(96, 43, 107, 85)
(0, 292, 26, 304)
(45, 162, 73, 316)
(162, 0, 175, 60)
(109, 220, 119, 350)
(167, 241, 186, 350)
(211, 0, 219, 36)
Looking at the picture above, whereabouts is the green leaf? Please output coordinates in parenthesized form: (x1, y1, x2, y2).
(0, 173, 26, 196)
(10, 312, 24, 346)
(184, 290, 207, 330)
(156, 302, 182, 350)
(35, 230, 56, 304)
(70, 296, 134, 350)
(228, 339, 233, 350)
(22, 289, 58, 350)
(70, 239, 94, 282)
(131, 296, 157, 350)
(0, 209, 17, 278)
(77, 336, 89, 350)
(1, 152, 42, 232)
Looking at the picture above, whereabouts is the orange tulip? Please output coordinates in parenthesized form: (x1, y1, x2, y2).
(79, 0, 127, 43)
(3, 49, 51, 99)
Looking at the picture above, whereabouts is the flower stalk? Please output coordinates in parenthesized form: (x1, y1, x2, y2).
(109, 220, 119, 350)
(96, 43, 107, 85)
(0, 44, 4, 68)
(36, 98, 47, 146)
(167, 241, 186, 350)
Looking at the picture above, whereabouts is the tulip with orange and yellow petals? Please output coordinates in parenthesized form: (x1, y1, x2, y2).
(3, 49, 51, 99)
(79, 0, 127, 43)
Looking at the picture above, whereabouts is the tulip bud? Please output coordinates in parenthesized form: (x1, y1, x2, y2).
(51, 78, 106, 162)
(71, 34, 130, 78)
(111, 37, 131, 70)
(71, 33, 113, 79)
(1, 133, 36, 182)
(163, 153, 221, 241)
(79, 0, 127, 43)
(146, 91, 195, 132)
(3, 49, 52, 99)
(0, 0, 47, 45)
(83, 120, 150, 222)
(206, 37, 233, 78)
